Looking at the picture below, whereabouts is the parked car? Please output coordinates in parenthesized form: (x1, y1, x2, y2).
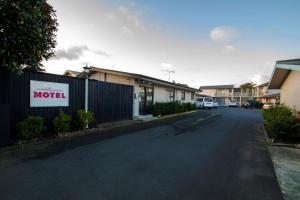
(196, 97, 214, 109)
(228, 99, 238, 107)
(213, 99, 219, 108)
(242, 100, 264, 109)
(263, 102, 274, 110)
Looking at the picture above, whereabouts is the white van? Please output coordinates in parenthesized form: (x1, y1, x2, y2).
(196, 97, 214, 109)
(229, 99, 238, 107)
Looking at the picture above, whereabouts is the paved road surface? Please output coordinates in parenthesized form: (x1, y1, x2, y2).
(0, 108, 283, 200)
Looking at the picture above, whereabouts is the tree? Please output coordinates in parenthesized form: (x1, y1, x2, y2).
(240, 82, 256, 89)
(0, 0, 58, 74)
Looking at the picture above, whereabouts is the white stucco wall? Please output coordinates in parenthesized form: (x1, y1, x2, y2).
(175, 89, 183, 101)
(133, 85, 139, 119)
(89, 72, 196, 117)
(185, 91, 193, 103)
(153, 86, 194, 103)
(154, 86, 169, 102)
(280, 71, 300, 111)
(200, 89, 216, 97)
(89, 72, 135, 85)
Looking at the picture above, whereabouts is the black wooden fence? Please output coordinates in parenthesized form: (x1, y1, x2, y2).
(0, 69, 133, 139)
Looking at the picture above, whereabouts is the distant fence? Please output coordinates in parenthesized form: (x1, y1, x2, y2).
(0, 69, 133, 139)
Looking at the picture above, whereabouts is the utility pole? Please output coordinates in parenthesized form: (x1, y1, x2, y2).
(162, 69, 175, 82)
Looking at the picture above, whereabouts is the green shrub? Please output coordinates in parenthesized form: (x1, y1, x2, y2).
(186, 102, 192, 111)
(151, 101, 197, 117)
(53, 109, 72, 133)
(17, 116, 46, 140)
(191, 103, 197, 110)
(151, 103, 161, 116)
(263, 104, 300, 141)
(74, 109, 95, 130)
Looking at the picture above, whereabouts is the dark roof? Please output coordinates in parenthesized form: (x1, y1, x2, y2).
(195, 94, 210, 97)
(268, 59, 300, 89)
(262, 93, 280, 98)
(83, 66, 199, 91)
(199, 85, 234, 89)
(276, 59, 300, 65)
(64, 70, 81, 77)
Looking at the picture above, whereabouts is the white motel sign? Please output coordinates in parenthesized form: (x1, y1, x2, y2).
(30, 80, 69, 107)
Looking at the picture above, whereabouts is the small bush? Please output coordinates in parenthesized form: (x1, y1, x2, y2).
(151, 101, 197, 117)
(191, 103, 197, 110)
(53, 109, 72, 133)
(186, 102, 192, 111)
(263, 104, 300, 142)
(17, 116, 46, 140)
(74, 109, 95, 130)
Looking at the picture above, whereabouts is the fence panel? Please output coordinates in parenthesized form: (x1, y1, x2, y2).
(0, 70, 133, 139)
(88, 79, 133, 123)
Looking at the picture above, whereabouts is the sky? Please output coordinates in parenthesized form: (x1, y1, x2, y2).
(45, 0, 300, 88)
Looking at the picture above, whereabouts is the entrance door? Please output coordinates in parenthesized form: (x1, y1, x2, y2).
(216, 98, 225, 106)
(139, 86, 153, 115)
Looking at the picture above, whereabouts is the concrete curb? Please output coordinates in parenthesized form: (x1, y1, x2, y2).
(152, 110, 199, 121)
(260, 124, 300, 149)
(0, 120, 142, 159)
(259, 124, 285, 200)
(260, 123, 300, 200)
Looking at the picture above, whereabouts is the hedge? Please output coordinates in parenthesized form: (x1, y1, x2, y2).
(263, 104, 300, 142)
(151, 101, 196, 117)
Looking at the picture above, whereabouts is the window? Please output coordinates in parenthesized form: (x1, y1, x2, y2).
(197, 97, 203, 102)
(167, 90, 175, 102)
(204, 97, 213, 102)
(181, 91, 185, 101)
(191, 91, 195, 100)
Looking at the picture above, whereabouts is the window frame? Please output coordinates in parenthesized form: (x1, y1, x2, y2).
(181, 91, 186, 101)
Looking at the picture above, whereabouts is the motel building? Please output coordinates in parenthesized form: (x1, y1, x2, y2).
(268, 59, 300, 111)
(65, 67, 199, 119)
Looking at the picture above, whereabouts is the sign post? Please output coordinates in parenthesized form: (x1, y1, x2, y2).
(83, 66, 90, 128)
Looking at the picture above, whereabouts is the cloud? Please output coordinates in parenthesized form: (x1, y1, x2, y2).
(223, 44, 236, 52)
(121, 26, 134, 36)
(116, 6, 143, 28)
(92, 49, 111, 57)
(54, 45, 110, 60)
(55, 45, 88, 60)
(249, 74, 270, 84)
(45, 1, 287, 87)
(105, 5, 144, 36)
(161, 63, 173, 70)
(210, 26, 238, 42)
(104, 13, 117, 21)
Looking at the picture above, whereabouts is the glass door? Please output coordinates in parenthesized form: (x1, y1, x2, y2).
(139, 86, 153, 115)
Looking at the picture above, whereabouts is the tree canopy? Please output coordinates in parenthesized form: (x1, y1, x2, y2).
(240, 82, 256, 89)
(0, 0, 58, 74)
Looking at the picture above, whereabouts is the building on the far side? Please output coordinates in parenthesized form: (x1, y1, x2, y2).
(199, 82, 279, 106)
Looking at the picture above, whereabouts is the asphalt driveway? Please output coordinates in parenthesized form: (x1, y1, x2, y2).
(0, 108, 283, 200)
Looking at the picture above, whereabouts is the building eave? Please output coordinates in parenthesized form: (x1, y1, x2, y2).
(268, 60, 300, 89)
(199, 84, 235, 89)
(86, 66, 199, 92)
